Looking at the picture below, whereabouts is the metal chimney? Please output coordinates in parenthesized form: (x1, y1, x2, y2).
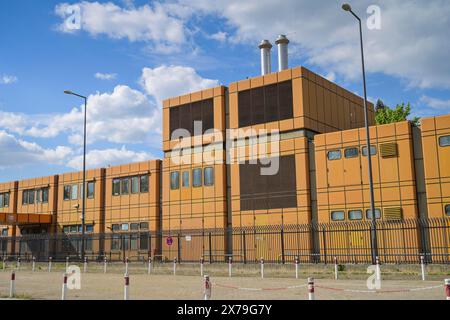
(275, 35, 289, 71)
(258, 40, 272, 75)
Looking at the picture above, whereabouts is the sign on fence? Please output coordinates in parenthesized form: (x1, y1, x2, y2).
(166, 236, 173, 246)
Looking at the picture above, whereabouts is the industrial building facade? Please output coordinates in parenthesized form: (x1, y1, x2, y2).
(1, 66, 449, 263)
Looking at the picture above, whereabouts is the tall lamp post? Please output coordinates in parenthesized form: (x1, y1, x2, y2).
(64, 90, 87, 261)
(342, 3, 378, 264)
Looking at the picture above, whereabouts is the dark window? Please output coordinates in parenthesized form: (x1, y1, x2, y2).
(348, 210, 363, 220)
(112, 179, 121, 196)
(169, 99, 215, 138)
(140, 233, 149, 250)
(131, 177, 139, 194)
(111, 235, 120, 250)
(87, 182, 94, 199)
(345, 147, 359, 158)
(140, 175, 149, 193)
(140, 222, 149, 230)
(362, 145, 377, 156)
(85, 225, 94, 233)
(130, 234, 138, 250)
(121, 178, 129, 195)
(170, 172, 180, 190)
(71, 185, 78, 200)
(22, 190, 28, 205)
(366, 209, 382, 220)
(1, 229, 7, 236)
(64, 186, 71, 200)
(112, 224, 120, 231)
(0, 194, 3, 208)
(130, 223, 139, 231)
(193, 168, 202, 187)
(204, 167, 214, 186)
(70, 225, 78, 233)
(238, 81, 293, 127)
(239, 155, 297, 211)
(36, 189, 42, 203)
(63, 226, 70, 233)
(439, 135, 450, 147)
(445, 205, 450, 216)
(42, 188, 49, 203)
(327, 150, 341, 160)
(28, 189, 35, 204)
(331, 211, 345, 221)
(182, 171, 190, 188)
(0, 193, 9, 208)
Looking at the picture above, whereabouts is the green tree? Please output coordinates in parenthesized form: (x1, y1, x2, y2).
(375, 100, 420, 126)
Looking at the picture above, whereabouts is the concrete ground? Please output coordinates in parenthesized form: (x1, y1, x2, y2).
(0, 262, 448, 300)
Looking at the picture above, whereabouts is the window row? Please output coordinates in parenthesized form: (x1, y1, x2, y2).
(63, 182, 95, 201)
(63, 224, 94, 234)
(170, 167, 214, 190)
(112, 175, 149, 196)
(1, 229, 7, 237)
(111, 233, 149, 251)
(22, 188, 49, 205)
(439, 135, 450, 147)
(0, 193, 10, 208)
(238, 81, 293, 128)
(331, 209, 382, 221)
(111, 222, 149, 232)
(327, 145, 378, 161)
(169, 98, 214, 138)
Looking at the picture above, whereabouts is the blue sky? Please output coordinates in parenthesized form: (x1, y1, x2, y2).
(1, 0, 450, 182)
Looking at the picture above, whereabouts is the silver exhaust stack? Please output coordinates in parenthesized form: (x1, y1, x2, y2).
(258, 40, 273, 75)
(275, 35, 289, 71)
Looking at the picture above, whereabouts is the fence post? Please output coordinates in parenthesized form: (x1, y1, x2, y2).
(104, 257, 107, 274)
(9, 270, 16, 298)
(61, 273, 68, 300)
(177, 234, 181, 263)
(147, 257, 152, 275)
(308, 277, 315, 300)
(420, 255, 426, 281)
(48, 257, 52, 272)
(295, 256, 299, 279)
(208, 233, 213, 264)
(260, 257, 264, 279)
(322, 229, 327, 265)
(200, 256, 204, 277)
(242, 231, 247, 265)
(334, 257, 338, 280)
(280, 228, 285, 265)
(375, 256, 381, 282)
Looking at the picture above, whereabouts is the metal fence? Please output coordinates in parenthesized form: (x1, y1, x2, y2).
(1, 218, 449, 264)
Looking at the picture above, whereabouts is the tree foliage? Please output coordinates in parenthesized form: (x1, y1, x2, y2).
(375, 100, 420, 126)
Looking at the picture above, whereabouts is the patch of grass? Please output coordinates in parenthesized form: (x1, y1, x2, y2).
(0, 293, 33, 300)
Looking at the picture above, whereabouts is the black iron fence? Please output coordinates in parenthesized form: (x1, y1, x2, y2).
(1, 218, 449, 264)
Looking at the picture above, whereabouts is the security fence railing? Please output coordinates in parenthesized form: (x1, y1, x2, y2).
(0, 218, 448, 264)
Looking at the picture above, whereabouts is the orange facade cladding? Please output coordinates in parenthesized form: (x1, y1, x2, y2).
(57, 168, 105, 234)
(0, 181, 18, 236)
(315, 120, 418, 223)
(104, 160, 161, 233)
(162, 86, 227, 152)
(421, 114, 450, 218)
(228, 66, 374, 134)
(230, 136, 311, 228)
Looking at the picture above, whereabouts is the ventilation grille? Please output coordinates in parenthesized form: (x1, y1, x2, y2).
(380, 143, 398, 158)
(384, 207, 403, 221)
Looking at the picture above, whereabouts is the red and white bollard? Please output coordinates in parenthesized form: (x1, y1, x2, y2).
(124, 273, 130, 300)
(61, 273, 68, 300)
(173, 258, 177, 276)
(66, 257, 69, 272)
(125, 257, 129, 274)
(420, 255, 426, 281)
(147, 257, 152, 275)
(203, 275, 212, 300)
(83, 257, 88, 273)
(228, 257, 232, 278)
(10, 270, 16, 298)
(16, 257, 21, 270)
(104, 257, 108, 274)
(32, 257, 36, 272)
(200, 257, 204, 277)
(260, 257, 264, 279)
(295, 257, 299, 279)
(308, 277, 315, 300)
(48, 257, 52, 272)
(445, 279, 450, 300)
(334, 257, 338, 280)
(375, 256, 381, 282)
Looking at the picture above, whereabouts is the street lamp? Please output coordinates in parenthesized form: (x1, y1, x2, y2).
(64, 90, 88, 261)
(342, 3, 378, 264)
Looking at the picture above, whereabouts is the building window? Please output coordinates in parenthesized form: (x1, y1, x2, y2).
(121, 178, 129, 195)
(182, 171, 190, 188)
(348, 210, 363, 220)
(0, 193, 9, 208)
(85, 225, 94, 233)
(121, 223, 129, 231)
(327, 150, 341, 160)
(140, 222, 149, 230)
(28, 190, 35, 204)
(140, 233, 149, 250)
(22, 189, 36, 205)
(331, 211, 345, 221)
(130, 223, 139, 231)
(362, 145, 377, 156)
(193, 168, 202, 187)
(204, 167, 214, 186)
(112, 179, 121, 196)
(36, 189, 42, 203)
(63, 226, 70, 233)
(2, 229, 8, 236)
(131, 177, 139, 194)
(42, 188, 49, 203)
(366, 208, 382, 220)
(63, 185, 71, 200)
(439, 135, 450, 147)
(71, 184, 78, 200)
(140, 175, 149, 193)
(111, 224, 120, 232)
(169, 98, 214, 138)
(445, 205, 450, 216)
(170, 172, 180, 190)
(87, 182, 95, 199)
(344, 147, 359, 158)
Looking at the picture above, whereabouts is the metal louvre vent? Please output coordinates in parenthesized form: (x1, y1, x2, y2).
(380, 143, 398, 158)
(383, 207, 403, 221)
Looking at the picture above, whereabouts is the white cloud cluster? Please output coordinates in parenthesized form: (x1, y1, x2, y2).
(95, 72, 117, 80)
(0, 74, 18, 85)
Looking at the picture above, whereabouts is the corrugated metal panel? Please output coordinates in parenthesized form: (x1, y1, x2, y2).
(380, 143, 398, 158)
(384, 207, 403, 221)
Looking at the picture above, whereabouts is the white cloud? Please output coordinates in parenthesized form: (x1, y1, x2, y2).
(419, 95, 450, 111)
(0, 130, 72, 169)
(66, 146, 154, 170)
(209, 31, 228, 42)
(417, 95, 450, 117)
(0, 75, 18, 85)
(95, 72, 117, 80)
(55, 1, 188, 51)
(176, 0, 450, 89)
(140, 65, 219, 104)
